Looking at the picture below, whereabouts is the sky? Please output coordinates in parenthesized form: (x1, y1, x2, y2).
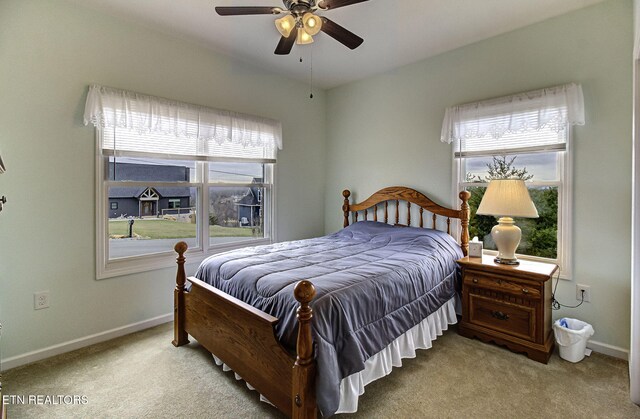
(464, 152, 559, 182)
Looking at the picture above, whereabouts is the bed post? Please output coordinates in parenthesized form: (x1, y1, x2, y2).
(292, 280, 317, 419)
(342, 190, 351, 228)
(172, 241, 189, 347)
(459, 191, 471, 256)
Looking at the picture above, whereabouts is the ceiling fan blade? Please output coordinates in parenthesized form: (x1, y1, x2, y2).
(320, 17, 364, 50)
(274, 28, 297, 55)
(215, 6, 281, 16)
(317, 0, 369, 10)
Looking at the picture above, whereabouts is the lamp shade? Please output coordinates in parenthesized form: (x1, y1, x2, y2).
(476, 179, 539, 218)
(296, 28, 314, 45)
(302, 13, 322, 36)
(275, 15, 296, 37)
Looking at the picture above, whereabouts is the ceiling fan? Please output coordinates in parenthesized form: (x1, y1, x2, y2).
(215, 0, 369, 55)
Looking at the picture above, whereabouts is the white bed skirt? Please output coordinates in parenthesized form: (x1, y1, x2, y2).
(212, 296, 458, 414)
(336, 297, 457, 413)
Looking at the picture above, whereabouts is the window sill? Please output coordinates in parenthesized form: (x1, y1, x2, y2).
(97, 237, 273, 279)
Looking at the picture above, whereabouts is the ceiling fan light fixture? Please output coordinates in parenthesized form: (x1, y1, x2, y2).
(275, 14, 296, 37)
(302, 12, 322, 36)
(296, 28, 314, 45)
(218, 0, 369, 55)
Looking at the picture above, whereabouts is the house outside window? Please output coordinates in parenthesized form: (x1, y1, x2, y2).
(442, 83, 585, 277)
(85, 85, 281, 278)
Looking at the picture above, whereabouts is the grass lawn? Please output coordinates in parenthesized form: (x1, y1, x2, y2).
(109, 219, 257, 239)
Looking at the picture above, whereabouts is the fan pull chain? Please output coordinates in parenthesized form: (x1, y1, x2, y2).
(309, 45, 314, 99)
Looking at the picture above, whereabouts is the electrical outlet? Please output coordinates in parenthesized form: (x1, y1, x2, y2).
(34, 291, 50, 310)
(576, 284, 591, 303)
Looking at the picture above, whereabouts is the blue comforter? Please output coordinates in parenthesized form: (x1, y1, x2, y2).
(196, 221, 463, 416)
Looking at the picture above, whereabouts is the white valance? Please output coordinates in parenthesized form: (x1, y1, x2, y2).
(440, 83, 584, 144)
(83, 85, 282, 151)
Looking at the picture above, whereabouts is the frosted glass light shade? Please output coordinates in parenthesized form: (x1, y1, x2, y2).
(275, 15, 296, 37)
(296, 28, 314, 45)
(302, 13, 322, 36)
(476, 179, 539, 218)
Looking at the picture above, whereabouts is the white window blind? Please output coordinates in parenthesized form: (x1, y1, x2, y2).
(455, 110, 568, 157)
(441, 83, 584, 157)
(84, 85, 281, 162)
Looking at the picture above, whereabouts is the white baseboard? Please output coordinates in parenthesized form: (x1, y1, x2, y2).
(0, 314, 630, 371)
(1, 313, 173, 371)
(588, 339, 629, 361)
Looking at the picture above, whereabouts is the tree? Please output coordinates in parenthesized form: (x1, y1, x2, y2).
(467, 186, 495, 242)
(484, 155, 533, 181)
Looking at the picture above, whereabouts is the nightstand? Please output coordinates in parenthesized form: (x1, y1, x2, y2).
(458, 255, 559, 363)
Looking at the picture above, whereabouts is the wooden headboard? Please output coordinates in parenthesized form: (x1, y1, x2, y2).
(342, 186, 471, 256)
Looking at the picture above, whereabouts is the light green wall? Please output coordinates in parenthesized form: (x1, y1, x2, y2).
(325, 1, 633, 349)
(0, 0, 633, 362)
(0, 0, 326, 360)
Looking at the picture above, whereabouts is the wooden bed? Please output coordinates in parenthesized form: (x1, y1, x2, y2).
(172, 186, 470, 418)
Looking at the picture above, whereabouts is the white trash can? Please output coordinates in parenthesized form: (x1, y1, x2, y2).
(552, 318, 595, 363)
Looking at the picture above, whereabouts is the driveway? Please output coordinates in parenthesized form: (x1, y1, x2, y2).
(109, 236, 256, 259)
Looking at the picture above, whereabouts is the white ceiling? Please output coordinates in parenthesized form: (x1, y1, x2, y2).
(67, 0, 605, 89)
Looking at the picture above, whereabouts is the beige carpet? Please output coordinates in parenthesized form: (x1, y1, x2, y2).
(3, 322, 639, 418)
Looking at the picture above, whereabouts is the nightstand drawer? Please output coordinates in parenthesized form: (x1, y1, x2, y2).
(468, 294, 535, 341)
(464, 274, 541, 299)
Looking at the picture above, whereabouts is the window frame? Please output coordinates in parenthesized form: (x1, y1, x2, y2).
(95, 131, 277, 279)
(452, 129, 573, 279)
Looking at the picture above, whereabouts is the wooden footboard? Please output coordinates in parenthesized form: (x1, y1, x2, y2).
(172, 242, 316, 418)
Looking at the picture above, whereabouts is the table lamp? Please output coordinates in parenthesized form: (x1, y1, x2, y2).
(476, 179, 538, 265)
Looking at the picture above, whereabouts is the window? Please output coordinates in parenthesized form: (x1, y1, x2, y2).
(457, 143, 568, 264)
(102, 154, 273, 263)
(208, 162, 271, 245)
(442, 84, 584, 277)
(85, 85, 281, 278)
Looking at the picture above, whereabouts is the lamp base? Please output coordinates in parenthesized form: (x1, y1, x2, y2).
(490, 217, 522, 265)
(494, 256, 520, 266)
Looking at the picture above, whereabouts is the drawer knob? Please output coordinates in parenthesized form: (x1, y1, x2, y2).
(491, 311, 510, 321)
(522, 288, 529, 294)
(472, 278, 478, 284)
